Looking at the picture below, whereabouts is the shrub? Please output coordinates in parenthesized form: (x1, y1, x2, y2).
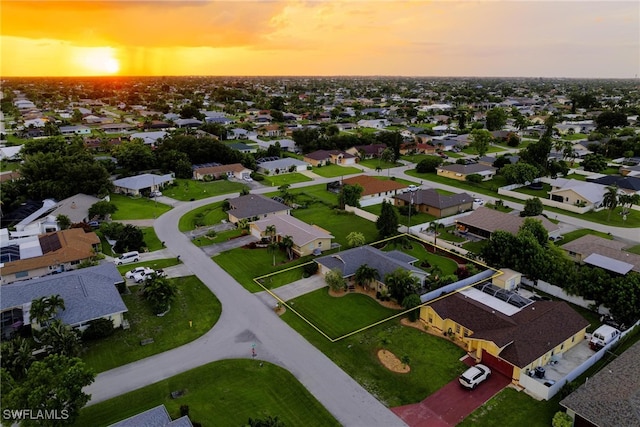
(82, 318, 115, 341)
(465, 173, 483, 183)
(303, 262, 319, 276)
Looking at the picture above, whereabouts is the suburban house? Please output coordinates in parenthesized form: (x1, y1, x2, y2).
(342, 175, 407, 200)
(192, 163, 252, 181)
(0, 145, 23, 161)
(357, 119, 389, 129)
(455, 206, 561, 239)
(1, 263, 127, 337)
(420, 273, 589, 390)
(100, 123, 135, 133)
(249, 215, 334, 257)
(129, 131, 168, 146)
(587, 175, 640, 195)
(560, 340, 640, 427)
(256, 124, 282, 137)
(619, 164, 640, 177)
(174, 118, 202, 128)
(548, 178, 608, 209)
(0, 228, 101, 285)
(303, 150, 358, 167)
(345, 144, 387, 159)
(393, 188, 473, 218)
(257, 139, 297, 152)
(108, 404, 193, 427)
(560, 234, 640, 275)
(227, 142, 257, 153)
(59, 125, 91, 135)
(112, 173, 174, 196)
(257, 158, 309, 175)
(315, 245, 429, 293)
(226, 194, 290, 223)
(414, 143, 437, 154)
(10, 193, 102, 239)
(436, 164, 497, 182)
(227, 128, 250, 139)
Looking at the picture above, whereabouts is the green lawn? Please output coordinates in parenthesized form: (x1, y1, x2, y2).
(561, 133, 588, 140)
(462, 145, 504, 155)
(559, 228, 614, 244)
(214, 247, 308, 292)
(258, 173, 312, 187)
(82, 276, 221, 373)
(109, 194, 172, 220)
(178, 201, 226, 232)
(359, 158, 401, 170)
(287, 288, 400, 339)
(462, 240, 488, 254)
(312, 164, 363, 178)
(281, 313, 467, 407)
(405, 169, 508, 196)
(283, 183, 340, 206)
(514, 183, 551, 198)
(565, 173, 588, 181)
(191, 228, 244, 247)
(626, 244, 640, 255)
(0, 160, 20, 172)
(437, 226, 466, 243)
(484, 202, 513, 213)
(140, 227, 163, 252)
(163, 178, 247, 201)
(292, 204, 379, 247)
(74, 360, 339, 427)
(400, 154, 440, 164)
(362, 203, 438, 227)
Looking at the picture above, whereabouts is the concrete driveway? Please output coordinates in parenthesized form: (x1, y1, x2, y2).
(391, 356, 511, 427)
(200, 234, 258, 256)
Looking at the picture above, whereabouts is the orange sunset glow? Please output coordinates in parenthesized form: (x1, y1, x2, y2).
(1, 1, 639, 78)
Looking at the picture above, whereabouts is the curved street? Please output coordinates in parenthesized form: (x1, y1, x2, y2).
(84, 164, 638, 426)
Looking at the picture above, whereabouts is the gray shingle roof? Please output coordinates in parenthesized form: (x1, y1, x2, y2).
(1, 263, 127, 326)
(228, 194, 290, 220)
(315, 245, 425, 279)
(395, 188, 473, 209)
(561, 341, 640, 427)
(109, 404, 193, 427)
(112, 173, 174, 191)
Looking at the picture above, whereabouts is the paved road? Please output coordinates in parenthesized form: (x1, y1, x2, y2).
(85, 194, 407, 427)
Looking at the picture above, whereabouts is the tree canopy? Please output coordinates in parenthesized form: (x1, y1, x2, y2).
(485, 107, 507, 131)
(376, 200, 399, 238)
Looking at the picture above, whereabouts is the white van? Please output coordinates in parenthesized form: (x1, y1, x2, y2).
(114, 251, 140, 265)
(589, 325, 620, 350)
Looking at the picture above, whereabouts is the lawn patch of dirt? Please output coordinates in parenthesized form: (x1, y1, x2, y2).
(377, 349, 410, 374)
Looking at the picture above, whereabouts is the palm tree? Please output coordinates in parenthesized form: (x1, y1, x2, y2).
(602, 185, 620, 222)
(618, 193, 639, 216)
(142, 274, 178, 314)
(354, 264, 380, 290)
(0, 337, 34, 380)
(29, 295, 65, 327)
(280, 235, 294, 260)
(268, 240, 279, 266)
(265, 225, 277, 242)
(39, 319, 81, 357)
(427, 222, 444, 250)
(346, 231, 365, 248)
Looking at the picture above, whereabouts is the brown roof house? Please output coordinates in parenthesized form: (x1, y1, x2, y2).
(560, 340, 640, 427)
(342, 175, 407, 200)
(0, 228, 101, 285)
(249, 215, 334, 257)
(192, 163, 252, 181)
(226, 194, 290, 224)
(394, 188, 473, 218)
(421, 280, 589, 393)
(456, 206, 560, 239)
(561, 234, 640, 275)
(436, 163, 497, 182)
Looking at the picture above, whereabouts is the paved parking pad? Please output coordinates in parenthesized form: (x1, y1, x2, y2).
(392, 357, 511, 426)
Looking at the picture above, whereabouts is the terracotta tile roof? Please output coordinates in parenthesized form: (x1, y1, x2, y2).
(343, 175, 406, 197)
(560, 340, 640, 427)
(457, 206, 560, 235)
(193, 163, 249, 176)
(0, 228, 100, 276)
(429, 293, 589, 368)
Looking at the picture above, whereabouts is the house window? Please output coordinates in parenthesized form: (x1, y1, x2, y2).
(463, 329, 469, 337)
(561, 343, 564, 350)
(71, 260, 80, 265)
(318, 242, 322, 247)
(572, 336, 575, 343)
(15, 271, 28, 278)
(455, 325, 461, 334)
(428, 315, 433, 324)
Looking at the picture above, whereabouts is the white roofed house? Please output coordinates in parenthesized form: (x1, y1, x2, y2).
(257, 158, 309, 175)
(250, 215, 334, 257)
(547, 178, 608, 210)
(129, 131, 168, 146)
(112, 173, 174, 196)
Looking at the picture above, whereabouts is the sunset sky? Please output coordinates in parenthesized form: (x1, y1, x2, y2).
(2, 1, 638, 78)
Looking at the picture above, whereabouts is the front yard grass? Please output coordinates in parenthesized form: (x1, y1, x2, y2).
(362, 203, 438, 226)
(292, 204, 379, 247)
(462, 240, 488, 254)
(312, 164, 363, 178)
(287, 288, 400, 339)
(626, 244, 640, 255)
(359, 158, 402, 170)
(116, 258, 182, 276)
(178, 201, 226, 232)
(258, 172, 312, 187)
(109, 194, 172, 220)
(163, 178, 247, 201)
(81, 276, 220, 373)
(559, 228, 614, 244)
(462, 145, 504, 155)
(281, 313, 467, 406)
(140, 226, 163, 252)
(380, 240, 459, 276)
(514, 183, 551, 198)
(191, 228, 244, 247)
(405, 169, 508, 196)
(74, 359, 339, 427)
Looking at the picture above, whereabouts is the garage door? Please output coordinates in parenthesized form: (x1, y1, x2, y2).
(481, 350, 514, 378)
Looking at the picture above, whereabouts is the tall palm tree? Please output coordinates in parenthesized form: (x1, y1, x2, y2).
(601, 185, 620, 222)
(265, 225, 277, 242)
(427, 222, 444, 250)
(0, 337, 34, 380)
(354, 264, 379, 290)
(142, 275, 177, 315)
(39, 319, 81, 357)
(29, 295, 65, 327)
(268, 240, 279, 266)
(280, 235, 294, 260)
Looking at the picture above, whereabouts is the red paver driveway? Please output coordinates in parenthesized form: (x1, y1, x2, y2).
(392, 357, 511, 427)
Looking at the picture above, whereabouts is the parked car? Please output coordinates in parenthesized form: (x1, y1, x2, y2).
(473, 198, 485, 205)
(405, 184, 419, 193)
(125, 266, 154, 279)
(114, 251, 140, 265)
(150, 190, 162, 197)
(243, 176, 253, 182)
(87, 220, 100, 228)
(589, 325, 621, 350)
(459, 364, 491, 389)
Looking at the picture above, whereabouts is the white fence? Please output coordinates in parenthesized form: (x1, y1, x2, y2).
(497, 185, 593, 214)
(521, 277, 610, 314)
(345, 205, 379, 222)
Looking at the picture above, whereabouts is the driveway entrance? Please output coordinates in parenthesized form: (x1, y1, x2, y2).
(391, 356, 511, 426)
